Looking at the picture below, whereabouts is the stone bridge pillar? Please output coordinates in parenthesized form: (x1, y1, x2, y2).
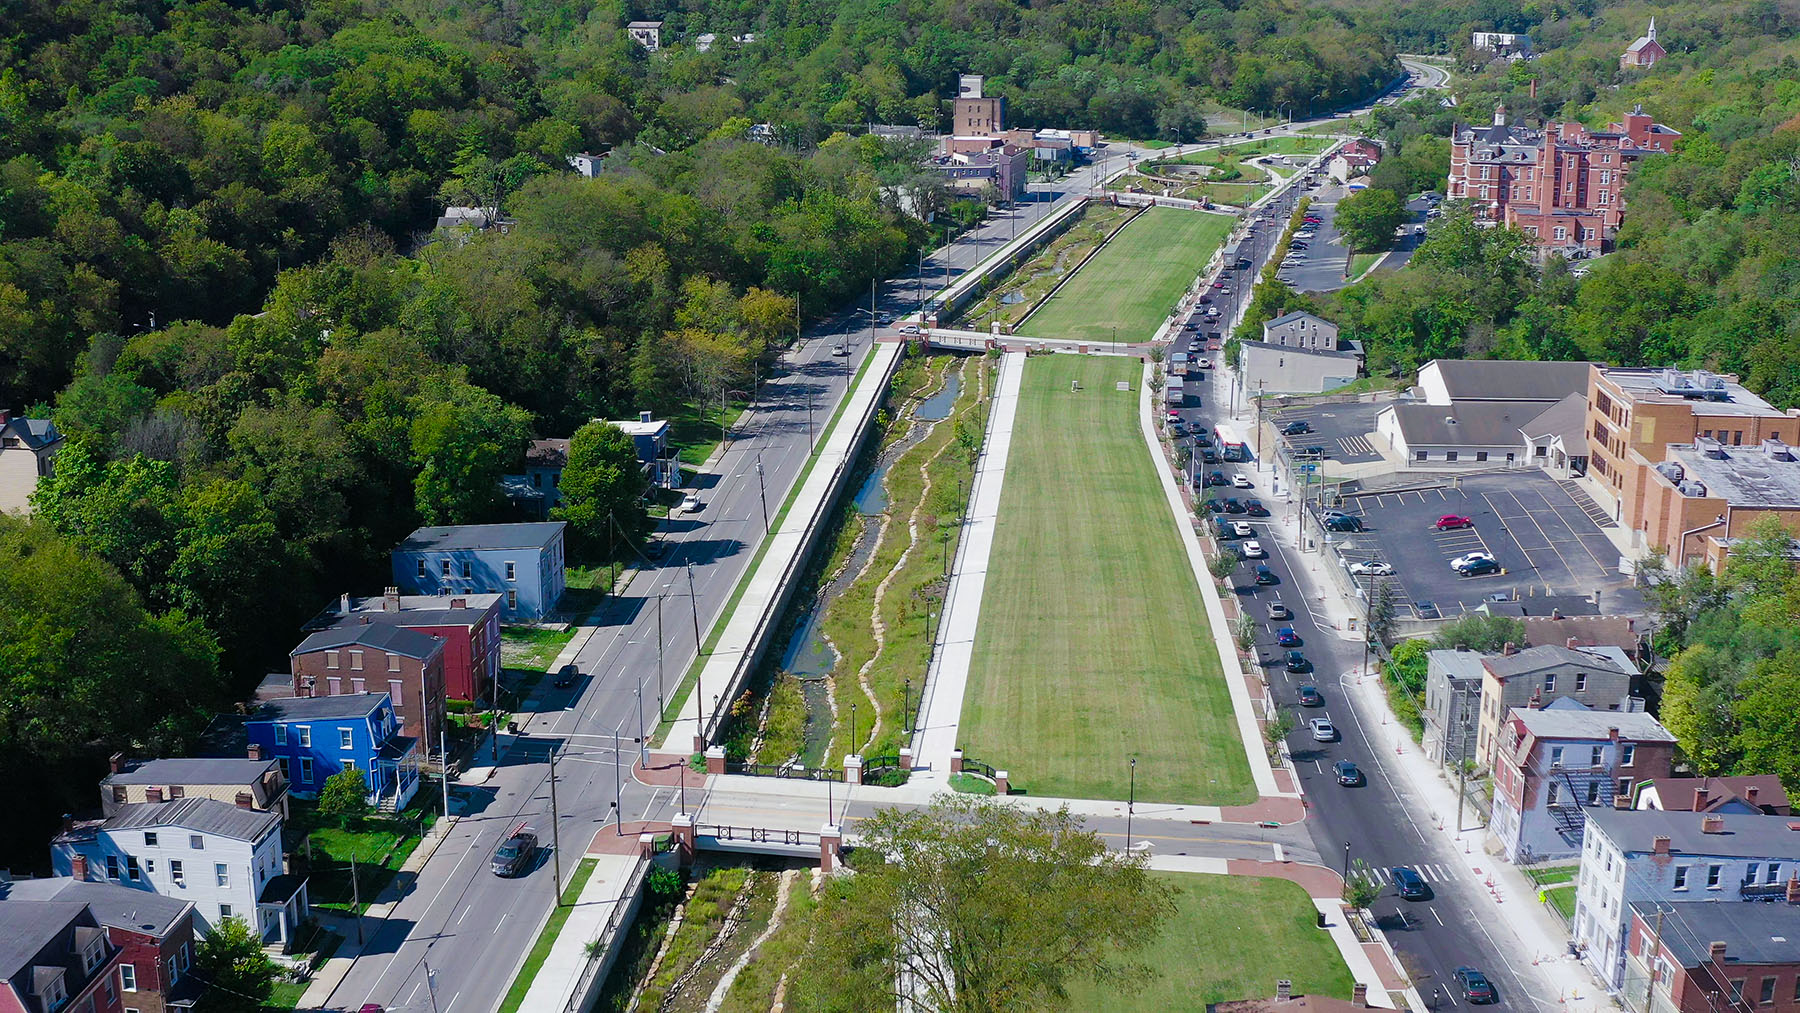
(844, 755, 863, 786)
(820, 824, 843, 873)
(671, 812, 696, 868)
(704, 746, 726, 775)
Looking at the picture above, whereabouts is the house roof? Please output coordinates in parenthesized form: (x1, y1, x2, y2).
(1481, 594, 1600, 619)
(1631, 901, 1800, 967)
(1239, 340, 1361, 362)
(302, 592, 500, 634)
(1643, 776, 1790, 814)
(1483, 644, 1631, 680)
(1265, 310, 1337, 332)
(59, 797, 280, 845)
(248, 693, 389, 723)
(1587, 808, 1800, 860)
(1624, 36, 1663, 54)
(0, 415, 61, 451)
(1521, 393, 1590, 449)
(396, 522, 565, 553)
(0, 901, 90, 985)
(1382, 400, 1533, 449)
(525, 439, 569, 468)
(291, 623, 444, 661)
(102, 757, 279, 788)
(3, 879, 192, 938)
(1518, 614, 1640, 652)
(1424, 359, 1594, 402)
(1428, 649, 1488, 683)
(1508, 700, 1674, 742)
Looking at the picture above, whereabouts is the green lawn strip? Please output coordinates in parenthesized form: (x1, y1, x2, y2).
(1349, 251, 1383, 280)
(496, 857, 600, 1013)
(637, 867, 752, 1009)
(958, 204, 1138, 330)
(1523, 865, 1578, 886)
(657, 349, 880, 737)
(1026, 208, 1235, 346)
(1066, 873, 1355, 1009)
(814, 356, 989, 766)
(670, 398, 752, 468)
(502, 626, 577, 670)
(948, 772, 998, 795)
(959, 356, 1255, 804)
(1543, 884, 1578, 920)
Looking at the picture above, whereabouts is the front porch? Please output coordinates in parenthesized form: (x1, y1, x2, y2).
(258, 874, 311, 953)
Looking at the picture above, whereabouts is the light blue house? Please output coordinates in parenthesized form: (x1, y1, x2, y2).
(391, 522, 567, 619)
(242, 694, 420, 813)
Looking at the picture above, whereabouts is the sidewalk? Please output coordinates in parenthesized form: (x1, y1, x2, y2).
(517, 852, 647, 1013)
(910, 350, 1024, 783)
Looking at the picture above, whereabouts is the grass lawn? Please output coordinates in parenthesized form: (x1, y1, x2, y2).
(958, 356, 1254, 804)
(501, 626, 576, 670)
(669, 398, 751, 468)
(1067, 873, 1354, 1008)
(1543, 883, 1578, 920)
(303, 816, 432, 914)
(1026, 208, 1235, 345)
(497, 858, 599, 1013)
(1349, 251, 1384, 280)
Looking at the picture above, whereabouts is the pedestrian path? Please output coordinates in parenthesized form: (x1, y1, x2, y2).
(909, 350, 1025, 781)
(517, 852, 646, 1013)
(1365, 862, 1463, 884)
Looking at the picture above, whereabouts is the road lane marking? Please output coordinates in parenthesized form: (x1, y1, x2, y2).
(1431, 908, 1444, 926)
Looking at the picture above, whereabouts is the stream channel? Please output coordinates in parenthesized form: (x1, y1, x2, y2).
(773, 365, 963, 762)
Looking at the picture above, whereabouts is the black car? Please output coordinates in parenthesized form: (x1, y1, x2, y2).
(1455, 967, 1496, 1004)
(1456, 557, 1503, 577)
(1196, 432, 1214, 447)
(1280, 420, 1312, 436)
(1333, 760, 1363, 786)
(1245, 499, 1268, 517)
(491, 825, 539, 877)
(1208, 470, 1228, 487)
(1255, 565, 1278, 585)
(1222, 498, 1245, 514)
(1285, 650, 1310, 672)
(553, 664, 580, 689)
(1202, 448, 1219, 463)
(1324, 514, 1363, 532)
(1392, 866, 1430, 900)
(1207, 498, 1227, 513)
(1297, 685, 1324, 707)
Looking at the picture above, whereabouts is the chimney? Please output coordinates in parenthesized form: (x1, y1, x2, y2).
(72, 855, 89, 881)
(0, 409, 9, 425)
(1608, 726, 1620, 744)
(339, 592, 351, 615)
(1709, 941, 1727, 962)
(1528, 690, 1544, 710)
(639, 410, 653, 423)
(1529, 77, 1539, 99)
(1614, 794, 1631, 809)
(1787, 876, 1800, 904)
(108, 752, 125, 774)
(235, 792, 254, 809)
(1746, 786, 1760, 803)
(1353, 983, 1369, 1008)
(1503, 641, 1518, 657)
(1568, 636, 1580, 649)
(383, 586, 401, 612)
(1652, 835, 1671, 854)
(450, 597, 467, 609)
(145, 786, 164, 803)
(1693, 786, 1708, 811)
(248, 742, 265, 761)
(1701, 814, 1726, 834)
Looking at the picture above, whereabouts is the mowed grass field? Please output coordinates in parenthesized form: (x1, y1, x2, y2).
(958, 355, 1254, 804)
(1066, 874, 1355, 1008)
(1025, 207, 1234, 345)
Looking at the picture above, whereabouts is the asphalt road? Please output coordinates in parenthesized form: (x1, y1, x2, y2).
(319, 144, 1154, 1013)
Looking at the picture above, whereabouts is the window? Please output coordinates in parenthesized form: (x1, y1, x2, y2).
(189, 834, 203, 850)
(1619, 777, 1632, 795)
(1707, 864, 1722, 888)
(1734, 431, 1745, 446)
(508, 590, 519, 610)
(298, 726, 311, 747)
(416, 559, 427, 579)
(219, 903, 232, 920)
(1506, 453, 1517, 462)
(505, 561, 517, 581)
(1586, 781, 1601, 804)
(120, 964, 137, 991)
(348, 678, 364, 695)
(1547, 782, 1560, 805)
(1555, 226, 1568, 240)
(1746, 863, 1759, 884)
(1621, 744, 1635, 766)
(340, 729, 353, 749)
(382, 650, 398, 672)
(1447, 452, 1459, 461)
(389, 679, 403, 706)
(1545, 675, 1557, 694)
(1768, 863, 1781, 884)
(106, 855, 120, 879)
(126, 856, 140, 881)
(1576, 673, 1588, 692)
(1730, 981, 1745, 1003)
(1598, 191, 1611, 205)
(216, 863, 229, 887)
(440, 559, 452, 577)
(300, 757, 314, 783)
(144, 832, 158, 847)
(277, 758, 289, 781)
(1476, 451, 1489, 462)
(349, 650, 363, 671)
(325, 650, 340, 670)
(1793, 978, 1800, 1002)
(327, 677, 341, 695)
(1674, 866, 1689, 889)
(275, 724, 288, 745)
(345, 758, 357, 771)
(170, 859, 184, 885)
(1591, 746, 1604, 767)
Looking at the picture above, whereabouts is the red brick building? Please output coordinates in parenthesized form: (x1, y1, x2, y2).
(1447, 105, 1679, 257)
(1621, 19, 1666, 71)
(304, 589, 501, 703)
(288, 623, 446, 746)
(0, 879, 197, 1013)
(1625, 897, 1800, 1013)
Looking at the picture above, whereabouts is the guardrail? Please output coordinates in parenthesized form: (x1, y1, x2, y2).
(561, 856, 651, 1013)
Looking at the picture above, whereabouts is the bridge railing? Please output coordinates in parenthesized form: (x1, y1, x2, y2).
(698, 824, 823, 848)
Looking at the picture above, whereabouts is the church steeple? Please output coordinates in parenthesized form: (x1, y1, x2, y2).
(1647, 16, 1657, 41)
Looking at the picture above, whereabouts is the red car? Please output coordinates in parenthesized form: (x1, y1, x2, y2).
(1435, 514, 1474, 530)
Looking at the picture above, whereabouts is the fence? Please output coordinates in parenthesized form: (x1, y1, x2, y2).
(699, 825, 823, 848)
(561, 855, 652, 1013)
(960, 756, 999, 780)
(722, 761, 845, 782)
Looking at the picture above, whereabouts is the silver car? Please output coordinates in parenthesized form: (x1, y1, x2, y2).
(1309, 717, 1337, 742)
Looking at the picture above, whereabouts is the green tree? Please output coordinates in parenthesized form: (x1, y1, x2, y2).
(1368, 578, 1398, 645)
(1209, 551, 1238, 582)
(553, 420, 647, 551)
(1334, 188, 1407, 253)
(409, 379, 534, 524)
(1429, 614, 1525, 654)
(317, 768, 371, 825)
(193, 916, 276, 1013)
(1734, 670, 1800, 793)
(789, 795, 1173, 1012)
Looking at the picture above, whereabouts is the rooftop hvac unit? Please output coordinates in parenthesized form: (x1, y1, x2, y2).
(1654, 462, 1685, 483)
(1677, 480, 1708, 497)
(1694, 436, 1728, 459)
(1656, 368, 1731, 400)
(1762, 439, 1794, 462)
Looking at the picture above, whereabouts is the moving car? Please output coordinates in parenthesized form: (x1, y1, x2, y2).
(1457, 557, 1503, 577)
(898, 324, 921, 335)
(1308, 717, 1337, 741)
(1245, 499, 1268, 517)
(1208, 470, 1229, 487)
(1255, 565, 1278, 585)
(1223, 498, 1246, 514)
(1450, 551, 1496, 570)
(1333, 760, 1363, 786)
(553, 664, 580, 689)
(1242, 540, 1266, 559)
(1267, 600, 1291, 621)
(1348, 560, 1395, 576)
(1230, 521, 1254, 538)
(492, 824, 539, 877)
(1276, 627, 1301, 646)
(1232, 474, 1253, 489)
(679, 491, 703, 513)
(1285, 650, 1310, 672)
(1392, 866, 1430, 900)
(1434, 514, 1474, 530)
(1297, 684, 1324, 707)
(831, 343, 851, 356)
(1455, 967, 1496, 1004)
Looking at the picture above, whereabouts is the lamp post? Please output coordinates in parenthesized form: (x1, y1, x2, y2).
(1125, 757, 1137, 852)
(1342, 841, 1352, 884)
(754, 456, 769, 532)
(688, 562, 705, 748)
(903, 678, 913, 734)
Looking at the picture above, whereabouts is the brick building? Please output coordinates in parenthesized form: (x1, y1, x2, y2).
(0, 880, 197, 1013)
(288, 623, 446, 747)
(1447, 105, 1679, 256)
(1621, 19, 1667, 71)
(953, 74, 1003, 138)
(1623, 899, 1800, 1013)
(303, 589, 501, 703)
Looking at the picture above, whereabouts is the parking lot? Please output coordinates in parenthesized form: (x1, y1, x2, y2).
(1320, 471, 1644, 618)
(1269, 402, 1384, 464)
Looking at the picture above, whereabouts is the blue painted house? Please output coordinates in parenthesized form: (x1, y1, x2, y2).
(242, 694, 420, 813)
(391, 522, 567, 620)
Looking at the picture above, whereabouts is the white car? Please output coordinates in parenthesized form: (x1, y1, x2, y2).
(1241, 540, 1266, 559)
(1349, 560, 1396, 576)
(1230, 521, 1254, 538)
(898, 324, 921, 335)
(1450, 551, 1495, 570)
(678, 491, 703, 514)
(1232, 474, 1253, 489)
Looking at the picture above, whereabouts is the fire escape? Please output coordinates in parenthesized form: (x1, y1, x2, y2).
(1547, 758, 1617, 845)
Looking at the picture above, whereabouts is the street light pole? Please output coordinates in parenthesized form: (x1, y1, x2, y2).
(688, 562, 705, 748)
(1126, 757, 1137, 852)
(656, 592, 666, 718)
(754, 456, 769, 532)
(549, 744, 563, 903)
(1342, 841, 1351, 884)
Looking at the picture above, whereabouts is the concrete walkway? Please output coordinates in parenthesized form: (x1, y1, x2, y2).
(517, 852, 646, 1013)
(661, 340, 906, 751)
(909, 350, 1025, 783)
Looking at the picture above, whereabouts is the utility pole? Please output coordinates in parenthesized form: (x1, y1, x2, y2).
(1455, 701, 1473, 833)
(1126, 757, 1137, 852)
(807, 388, 815, 449)
(687, 562, 704, 747)
(1255, 379, 1265, 466)
(548, 744, 563, 903)
(1642, 907, 1666, 1013)
(870, 276, 877, 346)
(439, 729, 449, 820)
(655, 593, 666, 719)
(424, 962, 442, 1013)
(350, 855, 363, 944)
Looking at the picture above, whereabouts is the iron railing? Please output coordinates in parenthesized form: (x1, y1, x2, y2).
(960, 757, 998, 780)
(698, 825, 822, 848)
(561, 856, 651, 1013)
(723, 761, 845, 782)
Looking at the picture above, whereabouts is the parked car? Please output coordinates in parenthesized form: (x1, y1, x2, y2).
(553, 664, 580, 689)
(1245, 499, 1268, 517)
(1348, 560, 1395, 576)
(1232, 474, 1253, 489)
(1242, 540, 1266, 559)
(1276, 627, 1301, 646)
(1457, 557, 1503, 577)
(492, 824, 539, 877)
(1455, 967, 1496, 1004)
(679, 491, 703, 513)
(1392, 866, 1430, 900)
(1435, 514, 1475, 530)
(1230, 521, 1254, 538)
(1334, 760, 1364, 786)
(1297, 684, 1324, 707)
(1280, 420, 1312, 436)
(1413, 600, 1440, 619)
(1324, 514, 1363, 532)
(1223, 498, 1246, 514)
(898, 324, 921, 335)
(1208, 470, 1229, 487)
(1286, 650, 1310, 672)
(1450, 551, 1496, 570)
(1255, 565, 1278, 585)
(1267, 600, 1292, 621)
(1308, 717, 1337, 742)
